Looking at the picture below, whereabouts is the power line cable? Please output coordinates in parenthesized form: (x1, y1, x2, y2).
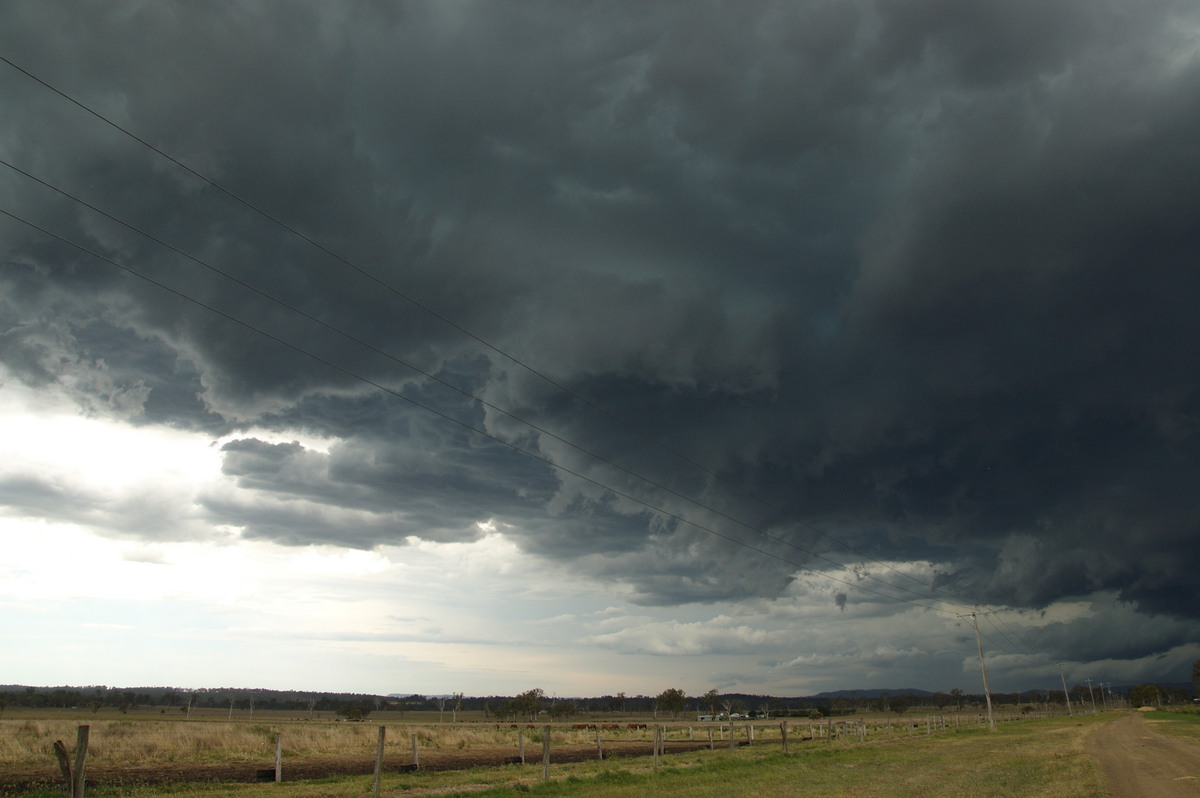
(982, 611, 1043, 659)
(0, 53, 943, 596)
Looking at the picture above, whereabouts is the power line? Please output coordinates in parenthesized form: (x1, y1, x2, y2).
(0, 53, 946, 598)
(982, 611, 1042, 658)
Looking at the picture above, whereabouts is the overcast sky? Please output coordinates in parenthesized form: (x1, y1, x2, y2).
(2, 1, 1198, 700)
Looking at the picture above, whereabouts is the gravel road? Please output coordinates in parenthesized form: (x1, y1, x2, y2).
(1086, 713, 1200, 797)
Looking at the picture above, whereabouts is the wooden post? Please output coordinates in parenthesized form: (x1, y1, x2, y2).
(728, 721, 736, 750)
(596, 725, 603, 760)
(518, 728, 525, 764)
(410, 733, 419, 767)
(653, 726, 660, 768)
(73, 726, 89, 798)
(273, 733, 282, 783)
(541, 725, 550, 782)
(780, 721, 788, 754)
(707, 726, 714, 750)
(372, 726, 385, 798)
(52, 740, 71, 793)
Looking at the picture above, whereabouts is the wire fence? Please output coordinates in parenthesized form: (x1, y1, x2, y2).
(0, 708, 1096, 794)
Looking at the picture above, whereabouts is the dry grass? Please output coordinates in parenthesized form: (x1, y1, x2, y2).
(1, 713, 1112, 798)
(0, 716, 752, 770)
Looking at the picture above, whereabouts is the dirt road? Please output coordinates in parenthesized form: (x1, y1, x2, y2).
(1086, 712, 1200, 797)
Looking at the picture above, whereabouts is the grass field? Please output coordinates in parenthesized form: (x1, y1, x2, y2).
(1140, 705, 1200, 744)
(0, 708, 1127, 798)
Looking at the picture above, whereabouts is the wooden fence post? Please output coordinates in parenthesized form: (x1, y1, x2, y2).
(518, 728, 525, 764)
(707, 726, 714, 750)
(273, 733, 282, 783)
(541, 725, 551, 782)
(729, 721, 736, 751)
(653, 725, 660, 769)
(596, 725, 603, 760)
(73, 726, 89, 798)
(52, 740, 71, 794)
(372, 726, 385, 798)
(410, 733, 419, 767)
(780, 721, 788, 754)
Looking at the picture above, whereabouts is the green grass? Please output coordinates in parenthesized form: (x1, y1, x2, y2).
(3, 714, 1112, 798)
(1142, 706, 1200, 744)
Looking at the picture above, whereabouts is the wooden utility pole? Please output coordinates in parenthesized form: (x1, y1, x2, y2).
(1058, 664, 1073, 717)
(967, 612, 996, 731)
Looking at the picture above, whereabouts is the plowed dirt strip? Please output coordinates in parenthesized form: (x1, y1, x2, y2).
(0, 740, 719, 793)
(1086, 713, 1200, 798)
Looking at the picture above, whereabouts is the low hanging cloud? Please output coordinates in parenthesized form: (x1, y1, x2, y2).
(1, 0, 1198, 677)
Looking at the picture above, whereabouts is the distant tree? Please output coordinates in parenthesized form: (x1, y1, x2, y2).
(513, 688, 545, 722)
(1192, 659, 1200, 696)
(703, 689, 720, 717)
(608, 692, 626, 713)
(436, 696, 447, 722)
(949, 688, 964, 710)
(452, 692, 464, 723)
(890, 695, 910, 715)
(656, 688, 687, 718)
(548, 700, 576, 719)
(337, 702, 372, 721)
(1128, 684, 1161, 707)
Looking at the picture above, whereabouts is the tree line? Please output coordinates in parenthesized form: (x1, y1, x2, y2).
(4, 669, 1196, 720)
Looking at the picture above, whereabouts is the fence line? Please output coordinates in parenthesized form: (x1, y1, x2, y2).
(23, 708, 1090, 793)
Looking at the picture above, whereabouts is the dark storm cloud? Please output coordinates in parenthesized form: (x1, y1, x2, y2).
(2, 0, 1199, 652)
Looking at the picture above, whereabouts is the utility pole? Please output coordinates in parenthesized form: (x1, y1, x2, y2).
(965, 612, 996, 732)
(1084, 678, 1097, 713)
(1057, 664, 1073, 717)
